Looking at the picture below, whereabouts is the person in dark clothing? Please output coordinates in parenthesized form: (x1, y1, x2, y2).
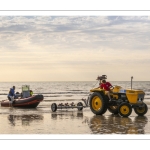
(7, 86, 16, 103)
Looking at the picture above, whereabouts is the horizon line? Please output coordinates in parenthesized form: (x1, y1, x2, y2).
(0, 80, 149, 82)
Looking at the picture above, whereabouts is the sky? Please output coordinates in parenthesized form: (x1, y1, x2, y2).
(0, 15, 150, 82)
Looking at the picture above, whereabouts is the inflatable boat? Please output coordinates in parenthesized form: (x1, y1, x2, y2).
(1, 94, 44, 108)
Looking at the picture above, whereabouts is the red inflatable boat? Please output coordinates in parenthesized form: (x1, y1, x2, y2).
(1, 94, 44, 108)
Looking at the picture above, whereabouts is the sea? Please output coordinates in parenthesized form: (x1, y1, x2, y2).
(0, 81, 100, 108)
(1, 81, 150, 103)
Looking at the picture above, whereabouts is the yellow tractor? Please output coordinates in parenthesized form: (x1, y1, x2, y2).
(89, 75, 148, 117)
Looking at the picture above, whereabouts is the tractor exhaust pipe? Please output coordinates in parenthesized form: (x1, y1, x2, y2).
(131, 76, 133, 89)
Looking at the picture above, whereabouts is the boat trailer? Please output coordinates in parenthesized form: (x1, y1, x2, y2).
(51, 101, 88, 112)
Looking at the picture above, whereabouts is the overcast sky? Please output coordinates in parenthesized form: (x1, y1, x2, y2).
(0, 16, 150, 81)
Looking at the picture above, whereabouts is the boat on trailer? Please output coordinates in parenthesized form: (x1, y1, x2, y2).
(1, 85, 44, 108)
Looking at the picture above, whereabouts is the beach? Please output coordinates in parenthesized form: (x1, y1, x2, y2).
(1, 81, 150, 150)
(0, 81, 150, 135)
(0, 102, 150, 135)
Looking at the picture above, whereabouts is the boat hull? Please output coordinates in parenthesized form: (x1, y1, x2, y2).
(1, 95, 44, 108)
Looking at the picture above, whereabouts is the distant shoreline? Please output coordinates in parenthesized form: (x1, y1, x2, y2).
(1, 81, 150, 82)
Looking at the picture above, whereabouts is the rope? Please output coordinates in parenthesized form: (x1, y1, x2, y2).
(92, 80, 99, 89)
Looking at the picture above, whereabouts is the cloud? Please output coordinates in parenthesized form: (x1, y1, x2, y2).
(0, 16, 150, 81)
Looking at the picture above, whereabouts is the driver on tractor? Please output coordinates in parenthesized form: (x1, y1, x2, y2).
(100, 79, 113, 101)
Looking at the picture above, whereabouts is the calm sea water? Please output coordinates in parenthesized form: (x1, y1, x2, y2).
(0, 81, 150, 134)
(0, 81, 150, 102)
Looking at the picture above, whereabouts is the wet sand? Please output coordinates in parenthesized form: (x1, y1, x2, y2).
(0, 101, 150, 136)
(1, 101, 150, 150)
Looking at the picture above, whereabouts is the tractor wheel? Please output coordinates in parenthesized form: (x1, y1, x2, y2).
(89, 92, 107, 115)
(118, 102, 132, 117)
(101, 95, 109, 114)
(108, 105, 118, 114)
(77, 102, 83, 111)
(134, 103, 148, 116)
(101, 105, 108, 114)
(51, 103, 57, 112)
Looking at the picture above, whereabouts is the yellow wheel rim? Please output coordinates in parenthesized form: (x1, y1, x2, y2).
(92, 96, 102, 111)
(120, 105, 130, 115)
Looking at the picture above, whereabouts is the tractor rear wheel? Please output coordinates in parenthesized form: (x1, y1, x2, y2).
(101, 95, 109, 114)
(89, 92, 107, 115)
(134, 103, 148, 116)
(118, 102, 132, 117)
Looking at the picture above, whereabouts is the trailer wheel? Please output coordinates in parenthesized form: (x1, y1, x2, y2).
(118, 102, 132, 117)
(89, 92, 106, 115)
(77, 102, 83, 111)
(134, 103, 148, 116)
(51, 103, 57, 112)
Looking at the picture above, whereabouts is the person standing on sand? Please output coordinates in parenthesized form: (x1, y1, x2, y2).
(7, 86, 16, 106)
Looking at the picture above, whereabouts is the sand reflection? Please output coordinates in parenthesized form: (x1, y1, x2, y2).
(88, 115, 148, 134)
(8, 114, 44, 126)
(51, 111, 83, 120)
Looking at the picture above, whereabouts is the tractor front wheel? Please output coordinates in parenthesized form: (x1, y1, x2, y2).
(118, 102, 132, 117)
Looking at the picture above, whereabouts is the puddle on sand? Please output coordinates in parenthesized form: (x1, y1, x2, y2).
(88, 114, 148, 134)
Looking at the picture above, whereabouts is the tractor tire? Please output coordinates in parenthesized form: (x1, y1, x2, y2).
(101, 105, 108, 114)
(51, 103, 57, 112)
(134, 103, 148, 116)
(118, 102, 132, 117)
(108, 105, 118, 114)
(101, 95, 109, 114)
(89, 92, 107, 115)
